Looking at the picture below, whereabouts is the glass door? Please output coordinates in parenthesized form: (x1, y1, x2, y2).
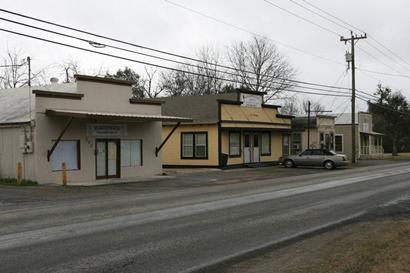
(96, 139, 120, 179)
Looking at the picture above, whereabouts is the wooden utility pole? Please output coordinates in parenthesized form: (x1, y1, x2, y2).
(340, 31, 367, 163)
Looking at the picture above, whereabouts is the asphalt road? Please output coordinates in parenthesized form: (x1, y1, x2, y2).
(1, 162, 410, 273)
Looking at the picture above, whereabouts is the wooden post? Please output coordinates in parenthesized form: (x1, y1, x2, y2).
(62, 161, 67, 186)
(17, 162, 23, 184)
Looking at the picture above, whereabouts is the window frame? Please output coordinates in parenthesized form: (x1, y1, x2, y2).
(121, 139, 143, 167)
(282, 134, 291, 156)
(260, 132, 271, 156)
(180, 132, 208, 159)
(51, 139, 81, 172)
(229, 131, 241, 158)
(335, 134, 344, 153)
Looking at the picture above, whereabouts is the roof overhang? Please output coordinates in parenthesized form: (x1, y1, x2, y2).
(360, 131, 384, 136)
(45, 109, 192, 122)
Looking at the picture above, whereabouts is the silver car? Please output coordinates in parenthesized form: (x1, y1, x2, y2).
(282, 149, 349, 170)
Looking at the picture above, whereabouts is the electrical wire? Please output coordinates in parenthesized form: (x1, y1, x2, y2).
(0, 10, 359, 93)
(163, 0, 343, 65)
(0, 26, 354, 99)
(263, 0, 341, 37)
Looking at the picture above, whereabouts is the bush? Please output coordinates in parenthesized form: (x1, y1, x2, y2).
(0, 178, 38, 186)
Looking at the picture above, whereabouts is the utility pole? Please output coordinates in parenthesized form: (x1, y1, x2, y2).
(340, 31, 367, 163)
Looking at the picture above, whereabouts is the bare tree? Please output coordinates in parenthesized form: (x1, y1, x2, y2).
(191, 46, 225, 95)
(0, 49, 29, 89)
(59, 58, 80, 83)
(280, 96, 301, 116)
(0, 49, 47, 89)
(141, 67, 163, 98)
(302, 100, 325, 115)
(228, 36, 295, 101)
(158, 46, 226, 96)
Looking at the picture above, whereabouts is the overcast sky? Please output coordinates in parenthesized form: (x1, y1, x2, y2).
(1, 0, 409, 112)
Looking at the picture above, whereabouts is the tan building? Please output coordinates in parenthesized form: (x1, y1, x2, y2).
(0, 75, 189, 184)
(159, 90, 293, 168)
(335, 112, 384, 160)
(291, 115, 336, 154)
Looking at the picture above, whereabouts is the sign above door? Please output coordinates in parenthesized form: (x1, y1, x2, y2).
(87, 124, 127, 138)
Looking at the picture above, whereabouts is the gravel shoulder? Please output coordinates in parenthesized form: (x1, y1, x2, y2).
(221, 200, 410, 273)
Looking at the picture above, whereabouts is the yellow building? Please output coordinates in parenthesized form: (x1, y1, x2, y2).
(159, 90, 293, 168)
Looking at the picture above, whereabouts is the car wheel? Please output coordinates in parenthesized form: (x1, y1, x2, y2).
(324, 160, 335, 170)
(284, 159, 295, 168)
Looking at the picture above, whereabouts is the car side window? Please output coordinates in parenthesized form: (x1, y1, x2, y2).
(301, 150, 312, 156)
(311, 150, 323, 156)
(323, 150, 333, 156)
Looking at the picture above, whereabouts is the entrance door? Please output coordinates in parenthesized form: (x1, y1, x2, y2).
(96, 139, 120, 179)
(243, 132, 260, 164)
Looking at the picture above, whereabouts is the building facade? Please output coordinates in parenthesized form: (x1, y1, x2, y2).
(0, 75, 189, 184)
(335, 112, 384, 160)
(291, 115, 336, 155)
(159, 90, 293, 168)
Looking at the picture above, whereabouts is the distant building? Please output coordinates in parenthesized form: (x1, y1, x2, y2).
(0, 75, 189, 184)
(335, 112, 384, 160)
(291, 115, 336, 154)
(158, 90, 293, 168)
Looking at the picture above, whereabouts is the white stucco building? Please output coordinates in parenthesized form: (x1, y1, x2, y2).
(0, 75, 189, 184)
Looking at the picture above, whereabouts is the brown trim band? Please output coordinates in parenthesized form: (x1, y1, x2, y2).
(163, 164, 219, 169)
(217, 99, 242, 105)
(129, 98, 164, 105)
(276, 114, 295, 119)
(221, 120, 291, 126)
(262, 104, 281, 109)
(74, 74, 134, 86)
(33, 90, 84, 100)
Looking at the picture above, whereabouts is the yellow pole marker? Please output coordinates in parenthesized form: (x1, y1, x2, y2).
(62, 161, 67, 186)
(17, 162, 23, 185)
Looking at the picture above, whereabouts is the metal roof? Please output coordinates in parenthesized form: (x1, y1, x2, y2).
(46, 109, 192, 122)
(335, 113, 359, 125)
(0, 83, 77, 124)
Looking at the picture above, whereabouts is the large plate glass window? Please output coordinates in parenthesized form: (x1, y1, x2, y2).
(261, 132, 271, 155)
(229, 132, 241, 157)
(51, 140, 80, 171)
(121, 140, 142, 167)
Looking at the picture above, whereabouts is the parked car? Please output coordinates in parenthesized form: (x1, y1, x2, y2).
(282, 149, 349, 169)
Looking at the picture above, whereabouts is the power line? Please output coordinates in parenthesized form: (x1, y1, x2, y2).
(298, 0, 410, 70)
(0, 26, 354, 99)
(263, 0, 341, 37)
(163, 0, 343, 65)
(287, 0, 351, 33)
(356, 45, 410, 78)
(0, 9, 359, 93)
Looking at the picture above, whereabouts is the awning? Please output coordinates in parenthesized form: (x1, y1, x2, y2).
(360, 131, 384, 136)
(45, 109, 192, 122)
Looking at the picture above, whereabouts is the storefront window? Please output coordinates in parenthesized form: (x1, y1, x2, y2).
(121, 140, 142, 167)
(51, 140, 80, 171)
(229, 132, 241, 157)
(261, 132, 271, 155)
(283, 134, 290, 156)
